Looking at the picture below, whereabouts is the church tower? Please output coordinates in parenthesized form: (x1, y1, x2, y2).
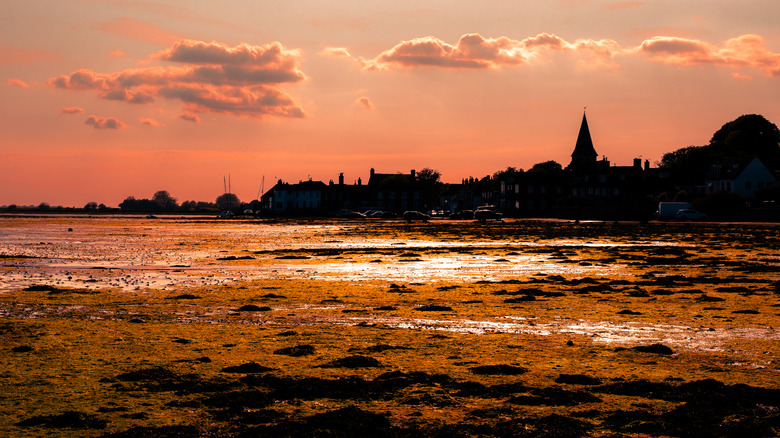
(568, 110, 598, 169)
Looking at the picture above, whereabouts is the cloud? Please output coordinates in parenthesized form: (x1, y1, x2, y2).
(178, 112, 200, 123)
(7, 78, 31, 88)
(638, 34, 780, 76)
(109, 50, 127, 57)
(319, 47, 352, 58)
(347, 32, 779, 77)
(357, 33, 624, 70)
(85, 114, 127, 129)
(45, 39, 307, 121)
(59, 107, 85, 115)
(356, 96, 374, 111)
(732, 72, 753, 81)
(140, 117, 164, 127)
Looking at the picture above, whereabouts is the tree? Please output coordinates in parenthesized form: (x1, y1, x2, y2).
(416, 168, 441, 184)
(84, 202, 98, 210)
(709, 114, 780, 171)
(493, 167, 522, 180)
(152, 190, 178, 211)
(661, 114, 780, 185)
(38, 202, 50, 210)
(416, 168, 444, 210)
(660, 145, 715, 185)
(216, 193, 241, 211)
(529, 161, 563, 174)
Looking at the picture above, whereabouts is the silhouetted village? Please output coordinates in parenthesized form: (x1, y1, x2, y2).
(253, 113, 779, 221)
(6, 113, 778, 221)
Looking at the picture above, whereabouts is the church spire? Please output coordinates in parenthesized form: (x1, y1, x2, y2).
(569, 109, 598, 168)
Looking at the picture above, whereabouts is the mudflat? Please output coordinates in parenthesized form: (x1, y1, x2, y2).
(1, 216, 779, 437)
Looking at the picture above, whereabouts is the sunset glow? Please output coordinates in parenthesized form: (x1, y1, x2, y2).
(2, 1, 779, 207)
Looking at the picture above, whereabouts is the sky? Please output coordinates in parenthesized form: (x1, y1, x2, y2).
(2, 0, 779, 207)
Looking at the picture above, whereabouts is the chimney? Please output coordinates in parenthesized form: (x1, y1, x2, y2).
(644, 160, 650, 171)
(357, 177, 362, 186)
(370, 168, 375, 177)
(338, 173, 344, 185)
(410, 169, 416, 179)
(633, 158, 642, 169)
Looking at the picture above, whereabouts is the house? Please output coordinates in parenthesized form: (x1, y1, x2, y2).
(367, 168, 425, 212)
(261, 179, 328, 213)
(705, 157, 777, 198)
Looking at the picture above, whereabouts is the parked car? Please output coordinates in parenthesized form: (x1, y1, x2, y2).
(474, 206, 503, 222)
(449, 210, 474, 220)
(674, 209, 707, 220)
(403, 211, 430, 222)
(336, 209, 366, 219)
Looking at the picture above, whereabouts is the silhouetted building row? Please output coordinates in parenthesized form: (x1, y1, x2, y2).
(259, 111, 777, 218)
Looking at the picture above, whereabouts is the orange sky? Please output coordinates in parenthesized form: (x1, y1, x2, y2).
(2, 0, 780, 207)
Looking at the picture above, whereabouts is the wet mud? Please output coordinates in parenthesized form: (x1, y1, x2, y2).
(1, 217, 779, 436)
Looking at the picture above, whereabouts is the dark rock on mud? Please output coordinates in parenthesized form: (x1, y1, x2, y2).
(414, 304, 454, 312)
(236, 304, 272, 312)
(388, 284, 415, 293)
(167, 294, 200, 300)
(16, 410, 107, 429)
(11, 345, 33, 352)
(469, 364, 528, 375)
(221, 362, 274, 373)
(617, 309, 642, 315)
(260, 293, 286, 299)
(171, 338, 191, 344)
(319, 355, 382, 368)
(373, 306, 397, 311)
(631, 344, 674, 355)
(277, 330, 297, 336)
(97, 406, 128, 413)
(274, 255, 310, 260)
(217, 255, 255, 260)
(597, 378, 780, 437)
(274, 344, 316, 357)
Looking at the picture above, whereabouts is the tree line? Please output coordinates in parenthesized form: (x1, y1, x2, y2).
(117, 191, 253, 213)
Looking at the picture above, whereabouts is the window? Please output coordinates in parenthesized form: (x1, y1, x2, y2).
(527, 185, 534, 193)
(598, 174, 607, 183)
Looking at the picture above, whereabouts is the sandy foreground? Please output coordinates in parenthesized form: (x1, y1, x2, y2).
(1, 216, 779, 437)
